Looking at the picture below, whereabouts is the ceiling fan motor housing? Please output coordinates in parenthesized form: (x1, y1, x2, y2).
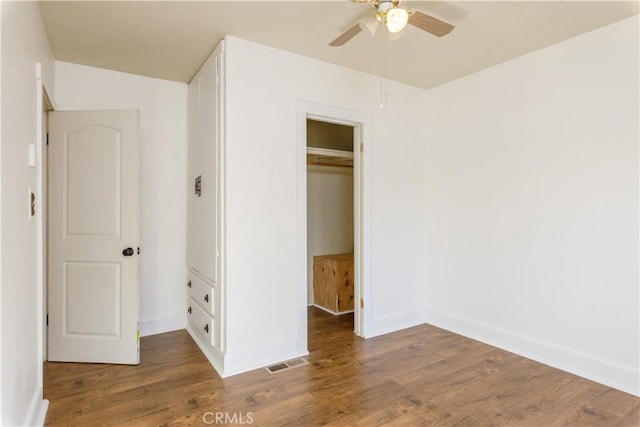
(378, 0, 394, 13)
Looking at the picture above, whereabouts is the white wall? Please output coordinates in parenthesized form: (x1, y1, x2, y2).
(423, 16, 639, 395)
(307, 166, 354, 304)
(1, 1, 55, 425)
(223, 36, 429, 372)
(54, 62, 189, 337)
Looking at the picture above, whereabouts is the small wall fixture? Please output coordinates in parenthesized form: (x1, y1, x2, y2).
(195, 175, 202, 197)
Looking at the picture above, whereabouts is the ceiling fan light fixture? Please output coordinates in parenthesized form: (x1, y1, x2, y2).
(386, 7, 409, 33)
(360, 16, 380, 36)
(388, 28, 405, 41)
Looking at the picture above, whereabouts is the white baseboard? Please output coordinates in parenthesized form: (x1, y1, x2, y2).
(140, 312, 187, 337)
(186, 324, 225, 376)
(426, 307, 640, 397)
(311, 303, 354, 316)
(186, 325, 308, 379)
(33, 399, 49, 427)
(222, 337, 309, 378)
(365, 308, 427, 339)
(24, 386, 48, 426)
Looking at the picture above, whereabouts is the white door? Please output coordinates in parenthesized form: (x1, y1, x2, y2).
(48, 110, 140, 364)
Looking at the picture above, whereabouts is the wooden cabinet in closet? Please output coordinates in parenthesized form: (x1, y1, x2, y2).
(313, 253, 355, 314)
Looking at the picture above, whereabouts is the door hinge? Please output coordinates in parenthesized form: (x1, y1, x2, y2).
(360, 142, 363, 153)
(46, 314, 49, 326)
(46, 134, 49, 146)
(360, 298, 364, 309)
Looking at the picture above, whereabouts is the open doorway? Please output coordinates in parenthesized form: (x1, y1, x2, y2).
(295, 100, 373, 353)
(306, 119, 355, 332)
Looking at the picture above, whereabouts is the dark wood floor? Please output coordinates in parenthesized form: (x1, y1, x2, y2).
(44, 307, 639, 426)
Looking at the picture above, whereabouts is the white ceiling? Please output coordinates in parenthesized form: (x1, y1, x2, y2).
(38, 1, 639, 90)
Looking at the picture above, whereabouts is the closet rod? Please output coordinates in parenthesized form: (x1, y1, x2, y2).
(307, 158, 353, 169)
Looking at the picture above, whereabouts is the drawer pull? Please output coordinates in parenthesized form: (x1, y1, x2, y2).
(187, 280, 192, 288)
(187, 306, 192, 314)
(204, 324, 209, 334)
(204, 294, 209, 303)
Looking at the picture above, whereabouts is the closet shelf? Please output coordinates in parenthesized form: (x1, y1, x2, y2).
(307, 147, 353, 168)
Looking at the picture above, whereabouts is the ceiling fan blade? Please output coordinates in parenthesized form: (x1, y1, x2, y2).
(329, 22, 362, 47)
(408, 10, 454, 37)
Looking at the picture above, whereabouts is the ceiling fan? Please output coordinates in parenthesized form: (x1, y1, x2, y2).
(329, 0, 455, 47)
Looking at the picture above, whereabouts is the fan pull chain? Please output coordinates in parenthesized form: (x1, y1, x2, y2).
(380, 31, 388, 111)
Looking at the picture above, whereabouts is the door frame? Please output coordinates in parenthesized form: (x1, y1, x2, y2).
(295, 101, 372, 350)
(36, 63, 55, 411)
(39, 77, 54, 365)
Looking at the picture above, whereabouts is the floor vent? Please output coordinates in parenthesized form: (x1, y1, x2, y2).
(265, 357, 309, 374)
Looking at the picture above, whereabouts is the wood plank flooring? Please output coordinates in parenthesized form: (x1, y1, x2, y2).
(44, 307, 639, 426)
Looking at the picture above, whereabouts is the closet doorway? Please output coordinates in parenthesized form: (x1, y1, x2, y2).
(306, 119, 355, 328)
(295, 101, 372, 347)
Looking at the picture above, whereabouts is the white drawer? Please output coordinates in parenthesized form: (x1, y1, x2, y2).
(187, 272, 214, 316)
(188, 296, 214, 346)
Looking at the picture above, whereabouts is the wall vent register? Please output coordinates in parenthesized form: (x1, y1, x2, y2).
(264, 357, 309, 374)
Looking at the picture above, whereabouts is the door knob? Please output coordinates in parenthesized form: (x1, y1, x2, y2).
(122, 247, 134, 256)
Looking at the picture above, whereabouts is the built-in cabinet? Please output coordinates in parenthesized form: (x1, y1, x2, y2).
(186, 40, 225, 371)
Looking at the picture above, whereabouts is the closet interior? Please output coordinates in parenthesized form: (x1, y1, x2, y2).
(306, 119, 355, 318)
